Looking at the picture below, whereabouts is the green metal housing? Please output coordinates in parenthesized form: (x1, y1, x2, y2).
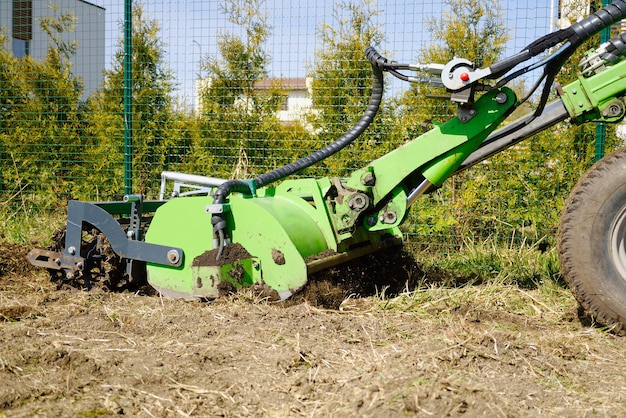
(560, 61, 626, 125)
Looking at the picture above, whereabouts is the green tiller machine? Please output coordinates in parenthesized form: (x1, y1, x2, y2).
(29, 1, 626, 333)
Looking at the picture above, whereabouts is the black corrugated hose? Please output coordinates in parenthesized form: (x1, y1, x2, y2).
(534, 0, 626, 116)
(211, 47, 391, 258)
(212, 47, 388, 206)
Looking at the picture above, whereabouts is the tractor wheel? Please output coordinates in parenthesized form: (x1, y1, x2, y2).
(558, 146, 626, 335)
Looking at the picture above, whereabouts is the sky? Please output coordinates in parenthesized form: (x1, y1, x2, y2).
(85, 0, 556, 107)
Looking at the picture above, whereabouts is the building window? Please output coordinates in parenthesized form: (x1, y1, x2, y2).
(12, 0, 32, 58)
(12, 38, 29, 58)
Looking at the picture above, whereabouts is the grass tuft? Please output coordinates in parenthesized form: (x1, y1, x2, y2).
(417, 236, 563, 290)
(0, 204, 65, 245)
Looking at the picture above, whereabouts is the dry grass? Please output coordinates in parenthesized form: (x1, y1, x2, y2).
(1, 262, 625, 417)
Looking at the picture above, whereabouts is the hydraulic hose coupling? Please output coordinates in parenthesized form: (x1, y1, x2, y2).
(210, 179, 256, 258)
(599, 33, 626, 64)
(365, 47, 390, 70)
(211, 214, 227, 238)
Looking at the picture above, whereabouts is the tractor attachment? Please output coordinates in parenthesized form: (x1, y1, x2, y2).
(28, 176, 403, 300)
(28, 1, 626, 332)
(28, 79, 517, 299)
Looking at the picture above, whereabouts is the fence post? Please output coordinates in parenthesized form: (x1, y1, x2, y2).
(124, 0, 133, 194)
(595, 0, 611, 163)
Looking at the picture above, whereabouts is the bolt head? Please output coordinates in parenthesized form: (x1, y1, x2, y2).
(167, 250, 181, 264)
(361, 172, 376, 186)
(378, 211, 397, 223)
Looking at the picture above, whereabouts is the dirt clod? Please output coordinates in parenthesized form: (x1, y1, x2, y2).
(192, 243, 253, 267)
(0, 242, 34, 276)
(251, 283, 281, 301)
(271, 248, 285, 265)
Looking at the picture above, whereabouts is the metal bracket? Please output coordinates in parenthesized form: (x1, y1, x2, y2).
(559, 58, 626, 124)
(326, 177, 372, 237)
(28, 200, 185, 279)
(457, 103, 477, 123)
(68, 200, 184, 266)
(27, 248, 85, 278)
(441, 57, 493, 91)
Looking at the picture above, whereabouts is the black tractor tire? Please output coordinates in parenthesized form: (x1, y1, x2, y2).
(558, 146, 626, 335)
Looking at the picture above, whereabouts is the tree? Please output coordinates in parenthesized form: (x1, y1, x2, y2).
(306, 0, 398, 177)
(395, 0, 512, 246)
(0, 29, 25, 196)
(194, 0, 283, 178)
(396, 0, 509, 141)
(82, 3, 178, 198)
(0, 5, 84, 205)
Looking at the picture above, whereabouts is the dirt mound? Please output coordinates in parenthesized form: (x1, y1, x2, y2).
(293, 246, 424, 309)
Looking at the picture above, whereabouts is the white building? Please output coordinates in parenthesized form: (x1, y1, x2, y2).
(0, 0, 105, 100)
(254, 78, 314, 125)
(195, 77, 315, 127)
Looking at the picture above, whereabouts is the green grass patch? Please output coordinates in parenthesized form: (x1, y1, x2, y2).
(414, 236, 563, 290)
(0, 206, 64, 245)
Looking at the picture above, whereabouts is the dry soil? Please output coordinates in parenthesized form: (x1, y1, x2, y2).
(1, 242, 625, 417)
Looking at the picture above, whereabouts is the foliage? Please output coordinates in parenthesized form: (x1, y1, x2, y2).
(415, 237, 563, 290)
(306, 0, 400, 177)
(194, 0, 288, 178)
(81, 3, 178, 199)
(0, 5, 84, 207)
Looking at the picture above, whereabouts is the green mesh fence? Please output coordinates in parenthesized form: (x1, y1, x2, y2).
(0, 0, 623, 252)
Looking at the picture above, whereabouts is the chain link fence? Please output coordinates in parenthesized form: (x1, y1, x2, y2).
(1, 0, 622, 251)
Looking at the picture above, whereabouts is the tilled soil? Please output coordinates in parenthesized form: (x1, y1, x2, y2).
(1, 242, 625, 417)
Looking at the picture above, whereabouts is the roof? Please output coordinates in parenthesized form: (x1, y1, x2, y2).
(78, 0, 106, 11)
